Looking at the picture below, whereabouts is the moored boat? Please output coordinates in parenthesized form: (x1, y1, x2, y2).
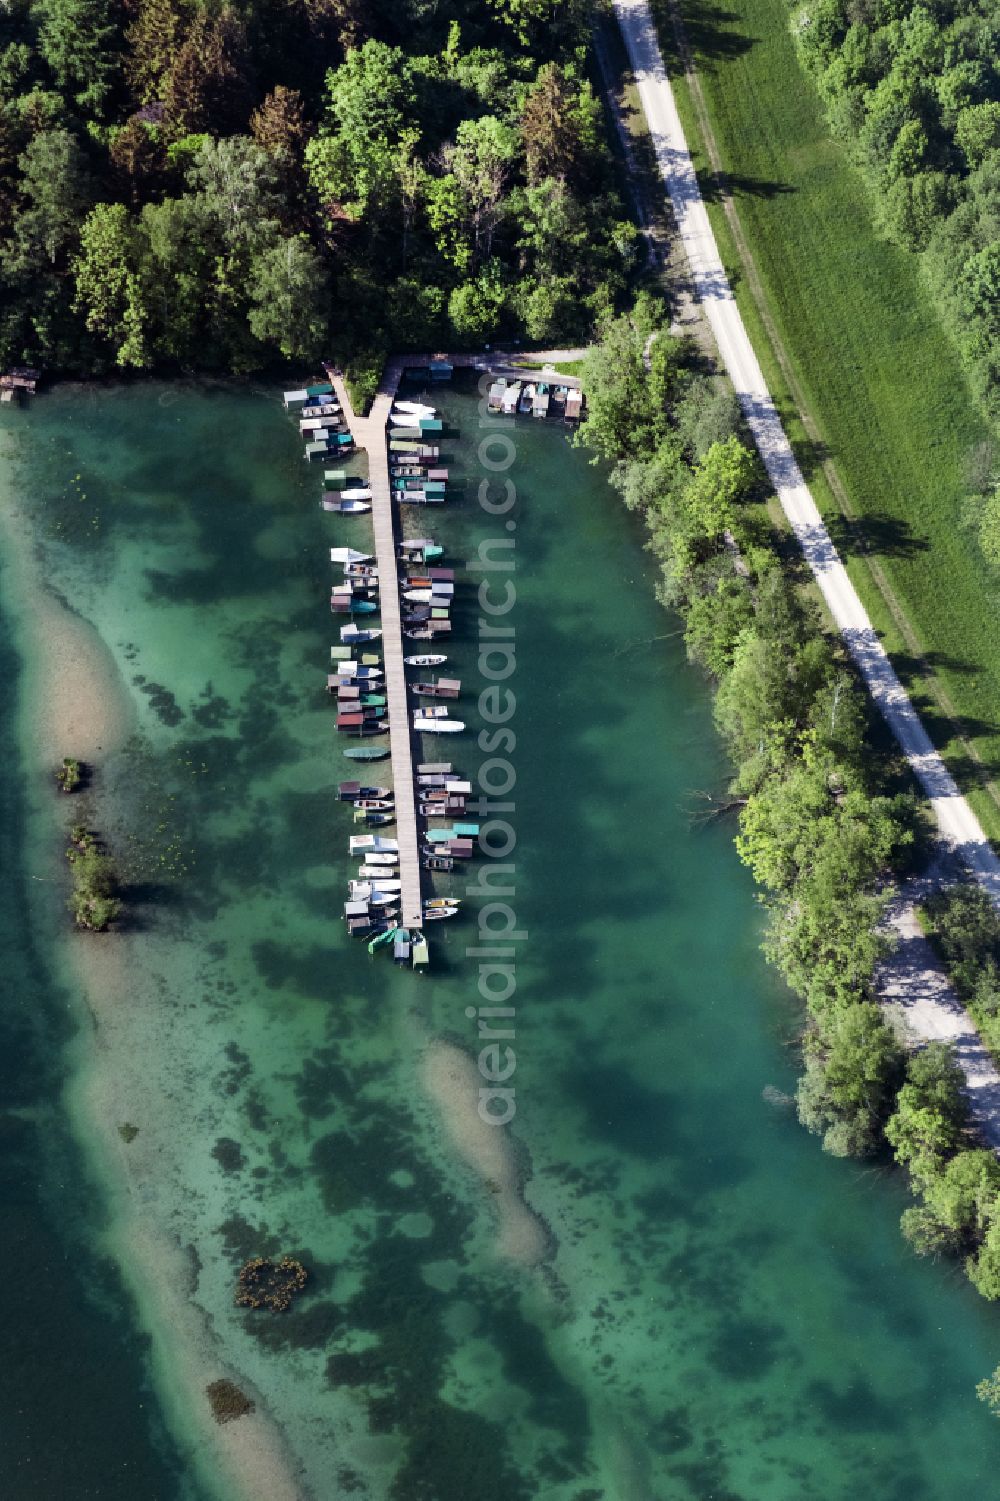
(343, 745, 390, 761)
(404, 653, 447, 667)
(410, 931, 429, 967)
(338, 781, 390, 800)
(322, 498, 370, 514)
(331, 597, 378, 615)
(393, 931, 412, 964)
(349, 834, 398, 853)
(399, 538, 444, 560)
(413, 715, 465, 733)
(403, 587, 453, 604)
(340, 625, 382, 643)
(335, 662, 383, 679)
(394, 400, 437, 416)
(412, 678, 460, 699)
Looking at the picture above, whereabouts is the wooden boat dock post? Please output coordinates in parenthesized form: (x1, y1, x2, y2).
(327, 363, 425, 931)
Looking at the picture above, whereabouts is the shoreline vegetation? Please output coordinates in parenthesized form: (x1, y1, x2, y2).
(578, 306, 1000, 1301)
(0, 0, 634, 394)
(655, 0, 1000, 840)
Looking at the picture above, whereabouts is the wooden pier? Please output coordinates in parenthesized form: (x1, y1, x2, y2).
(329, 371, 425, 930)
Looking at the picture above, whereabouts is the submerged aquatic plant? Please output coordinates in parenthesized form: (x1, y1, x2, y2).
(205, 1379, 255, 1424)
(235, 1256, 308, 1313)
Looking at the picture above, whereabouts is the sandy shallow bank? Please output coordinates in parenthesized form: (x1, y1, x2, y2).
(421, 1039, 552, 1267)
(0, 457, 311, 1501)
(68, 934, 310, 1501)
(0, 464, 135, 763)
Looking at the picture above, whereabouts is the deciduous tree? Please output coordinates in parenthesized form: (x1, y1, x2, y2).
(248, 234, 329, 358)
(73, 201, 150, 366)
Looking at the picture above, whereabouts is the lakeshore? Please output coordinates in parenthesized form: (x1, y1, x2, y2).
(1, 380, 999, 1498)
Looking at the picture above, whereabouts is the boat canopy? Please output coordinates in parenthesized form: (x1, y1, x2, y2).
(349, 834, 398, 853)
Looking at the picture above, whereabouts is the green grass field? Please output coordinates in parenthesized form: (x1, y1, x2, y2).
(646, 0, 1000, 840)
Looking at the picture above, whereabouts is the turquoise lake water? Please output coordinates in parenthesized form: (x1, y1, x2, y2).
(0, 376, 999, 1499)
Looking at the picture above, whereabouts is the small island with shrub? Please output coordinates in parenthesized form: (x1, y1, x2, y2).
(66, 825, 123, 932)
(56, 757, 83, 793)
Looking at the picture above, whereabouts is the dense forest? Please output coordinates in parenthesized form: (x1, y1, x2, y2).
(793, 0, 1000, 441)
(581, 304, 1000, 1299)
(0, 0, 633, 377)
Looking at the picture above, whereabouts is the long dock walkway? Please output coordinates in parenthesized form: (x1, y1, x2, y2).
(329, 371, 424, 929)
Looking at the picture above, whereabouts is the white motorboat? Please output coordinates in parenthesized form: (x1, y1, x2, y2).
(413, 715, 465, 734)
(393, 401, 437, 418)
